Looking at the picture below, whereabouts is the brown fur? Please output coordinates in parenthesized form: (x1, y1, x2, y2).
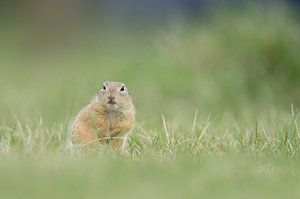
(71, 81, 135, 150)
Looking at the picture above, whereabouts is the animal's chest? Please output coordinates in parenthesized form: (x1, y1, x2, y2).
(94, 112, 124, 135)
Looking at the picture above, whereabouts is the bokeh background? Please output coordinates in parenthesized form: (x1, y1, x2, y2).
(0, 0, 300, 126)
(1, 2, 300, 199)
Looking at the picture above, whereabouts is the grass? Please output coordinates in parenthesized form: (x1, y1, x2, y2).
(1, 5, 300, 199)
(0, 109, 300, 199)
(1, 106, 300, 157)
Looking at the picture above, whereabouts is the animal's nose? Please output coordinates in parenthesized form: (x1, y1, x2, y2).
(108, 95, 115, 101)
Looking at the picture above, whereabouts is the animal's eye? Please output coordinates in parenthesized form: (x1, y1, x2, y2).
(120, 85, 126, 92)
(102, 85, 106, 91)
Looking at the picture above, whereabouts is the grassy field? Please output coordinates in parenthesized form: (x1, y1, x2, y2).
(1, 6, 300, 199)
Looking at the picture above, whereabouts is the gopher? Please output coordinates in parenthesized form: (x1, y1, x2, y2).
(71, 81, 135, 150)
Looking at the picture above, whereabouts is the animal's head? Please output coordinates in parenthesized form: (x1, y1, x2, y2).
(97, 81, 133, 112)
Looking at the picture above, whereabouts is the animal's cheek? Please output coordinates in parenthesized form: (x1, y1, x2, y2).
(119, 92, 126, 97)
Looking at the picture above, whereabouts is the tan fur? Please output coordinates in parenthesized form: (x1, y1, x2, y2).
(71, 81, 135, 150)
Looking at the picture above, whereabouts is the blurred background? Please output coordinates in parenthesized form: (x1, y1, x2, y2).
(0, 0, 300, 126)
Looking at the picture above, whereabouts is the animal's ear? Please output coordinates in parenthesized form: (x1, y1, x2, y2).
(102, 81, 108, 86)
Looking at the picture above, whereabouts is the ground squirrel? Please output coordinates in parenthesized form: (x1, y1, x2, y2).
(71, 81, 135, 149)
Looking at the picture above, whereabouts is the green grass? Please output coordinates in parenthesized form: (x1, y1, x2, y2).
(0, 109, 300, 199)
(1, 5, 300, 199)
